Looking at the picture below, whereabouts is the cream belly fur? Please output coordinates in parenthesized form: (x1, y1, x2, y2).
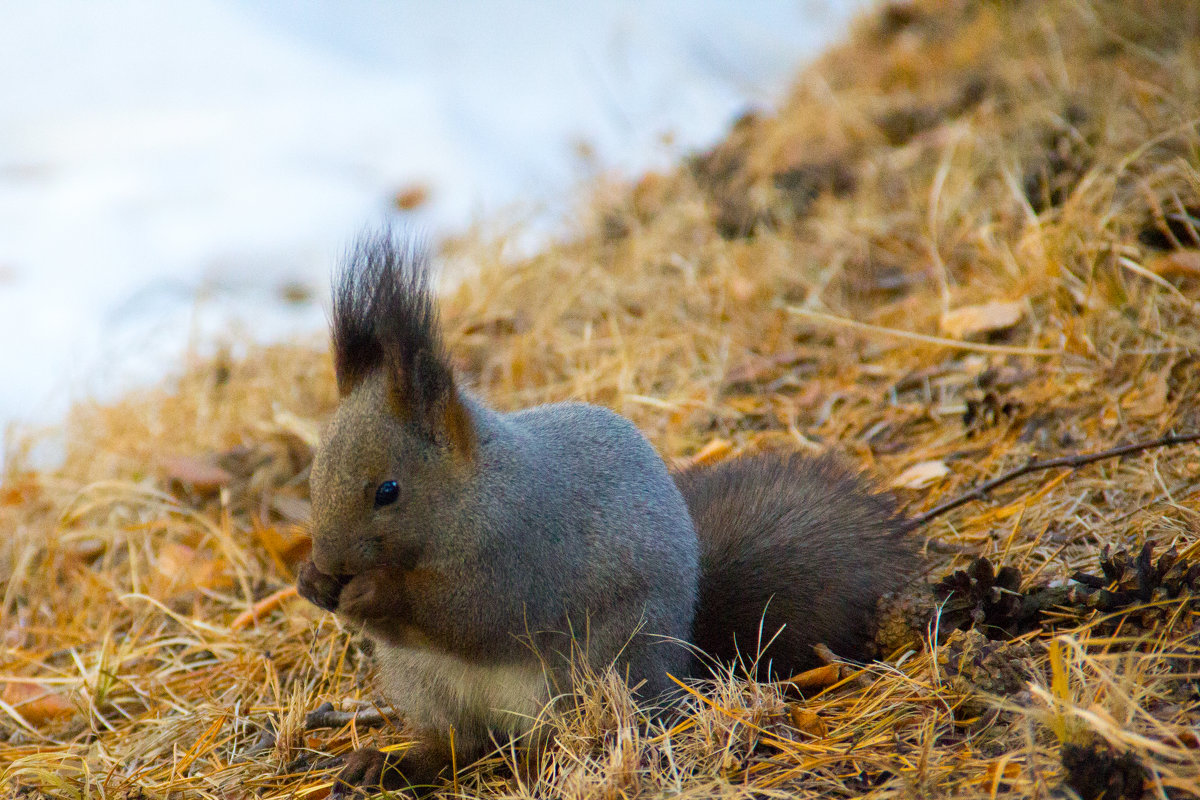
(375, 642, 549, 752)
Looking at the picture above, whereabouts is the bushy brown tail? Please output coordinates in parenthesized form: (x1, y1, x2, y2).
(674, 452, 916, 680)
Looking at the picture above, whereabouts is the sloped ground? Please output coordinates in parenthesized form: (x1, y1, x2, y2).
(3, 1, 1200, 797)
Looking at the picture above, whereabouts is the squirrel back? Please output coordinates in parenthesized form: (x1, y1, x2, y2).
(675, 452, 915, 680)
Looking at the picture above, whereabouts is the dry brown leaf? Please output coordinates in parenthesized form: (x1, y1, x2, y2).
(154, 543, 230, 594)
(782, 663, 841, 690)
(159, 455, 233, 492)
(724, 396, 765, 415)
(1175, 729, 1200, 749)
(0, 479, 40, 506)
(939, 301, 1024, 339)
(788, 704, 828, 737)
(689, 439, 734, 466)
(1147, 250, 1200, 278)
(2, 681, 74, 725)
(67, 539, 106, 564)
(891, 460, 949, 489)
(729, 276, 756, 301)
(724, 348, 817, 386)
(983, 760, 1022, 784)
(1129, 372, 1169, 418)
(392, 183, 430, 211)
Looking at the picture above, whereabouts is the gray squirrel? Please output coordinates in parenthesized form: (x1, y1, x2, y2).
(296, 233, 917, 794)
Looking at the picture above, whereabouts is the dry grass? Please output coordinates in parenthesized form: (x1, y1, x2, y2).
(4, 0, 1200, 796)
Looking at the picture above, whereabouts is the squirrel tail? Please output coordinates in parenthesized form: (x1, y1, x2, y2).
(674, 452, 916, 680)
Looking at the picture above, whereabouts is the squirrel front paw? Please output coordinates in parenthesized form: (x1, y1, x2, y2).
(337, 569, 404, 620)
(296, 561, 349, 612)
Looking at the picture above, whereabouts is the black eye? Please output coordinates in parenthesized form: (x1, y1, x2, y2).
(374, 480, 399, 507)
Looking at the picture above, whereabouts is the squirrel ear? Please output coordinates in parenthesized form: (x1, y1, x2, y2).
(441, 385, 477, 460)
(387, 349, 476, 459)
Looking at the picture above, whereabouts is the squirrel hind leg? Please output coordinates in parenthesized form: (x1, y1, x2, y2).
(676, 451, 917, 680)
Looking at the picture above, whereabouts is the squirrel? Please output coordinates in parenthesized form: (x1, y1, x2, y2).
(296, 233, 917, 795)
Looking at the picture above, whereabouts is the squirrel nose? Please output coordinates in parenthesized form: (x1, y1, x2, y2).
(309, 541, 345, 576)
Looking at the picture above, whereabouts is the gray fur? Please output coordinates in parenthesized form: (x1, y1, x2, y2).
(467, 399, 699, 692)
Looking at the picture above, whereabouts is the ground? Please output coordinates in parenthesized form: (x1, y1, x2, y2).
(3, 1, 1200, 797)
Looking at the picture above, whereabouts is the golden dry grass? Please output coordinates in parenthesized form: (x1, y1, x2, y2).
(4, 0, 1200, 797)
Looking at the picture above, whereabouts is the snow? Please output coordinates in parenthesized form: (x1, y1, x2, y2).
(0, 0, 871, 461)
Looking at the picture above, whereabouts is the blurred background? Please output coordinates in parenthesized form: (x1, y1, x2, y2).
(0, 0, 870, 461)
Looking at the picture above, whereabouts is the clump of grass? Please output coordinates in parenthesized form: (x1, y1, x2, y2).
(4, 0, 1200, 796)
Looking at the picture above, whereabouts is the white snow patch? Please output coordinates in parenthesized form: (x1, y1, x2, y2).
(0, 0, 872, 463)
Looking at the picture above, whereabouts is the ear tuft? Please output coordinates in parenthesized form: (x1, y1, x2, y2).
(331, 233, 437, 397)
(331, 232, 475, 460)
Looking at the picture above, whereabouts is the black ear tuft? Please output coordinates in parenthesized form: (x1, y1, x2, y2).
(331, 231, 442, 398)
(331, 232, 474, 456)
(411, 348, 454, 412)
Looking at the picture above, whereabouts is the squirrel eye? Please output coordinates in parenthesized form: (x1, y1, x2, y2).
(374, 480, 400, 507)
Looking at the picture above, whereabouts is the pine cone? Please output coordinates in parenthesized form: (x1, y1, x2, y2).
(928, 542, 1200, 642)
(875, 588, 938, 656)
(1071, 542, 1200, 613)
(934, 557, 1028, 637)
(1060, 740, 1146, 800)
(937, 629, 1035, 718)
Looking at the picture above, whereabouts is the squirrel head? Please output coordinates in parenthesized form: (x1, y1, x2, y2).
(309, 234, 476, 576)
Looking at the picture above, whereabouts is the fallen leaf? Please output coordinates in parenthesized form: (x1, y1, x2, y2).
(983, 760, 1021, 784)
(155, 543, 230, 593)
(159, 455, 233, 492)
(940, 301, 1024, 339)
(724, 348, 817, 386)
(729, 276, 756, 301)
(1, 682, 74, 725)
(724, 396, 765, 415)
(392, 183, 430, 211)
(690, 439, 734, 466)
(67, 539, 106, 564)
(3, 606, 32, 649)
(782, 663, 841, 690)
(1174, 729, 1200, 749)
(1147, 250, 1200, 278)
(1128, 372, 1169, 418)
(891, 460, 949, 489)
(0, 479, 40, 506)
(788, 704, 828, 737)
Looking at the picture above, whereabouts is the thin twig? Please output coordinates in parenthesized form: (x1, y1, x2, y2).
(787, 306, 1060, 357)
(906, 432, 1200, 530)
